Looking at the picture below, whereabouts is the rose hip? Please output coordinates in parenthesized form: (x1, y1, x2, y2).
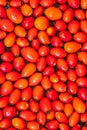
(0, 19, 14, 32)
(0, 0, 87, 129)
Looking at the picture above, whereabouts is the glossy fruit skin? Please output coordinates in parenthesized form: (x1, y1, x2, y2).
(0, 0, 6, 6)
(67, 54, 78, 68)
(22, 17, 34, 29)
(59, 30, 72, 42)
(27, 121, 40, 130)
(21, 87, 33, 101)
(51, 36, 63, 47)
(29, 72, 42, 86)
(14, 25, 26, 37)
(81, 0, 87, 9)
(0, 96, 9, 108)
(82, 42, 87, 51)
(39, 46, 49, 56)
(1, 52, 14, 62)
(59, 92, 73, 103)
(13, 57, 25, 72)
(1, 81, 13, 96)
(41, 76, 52, 90)
(0, 19, 14, 32)
(64, 103, 73, 117)
(30, 99, 39, 112)
(6, 8, 23, 24)
(31, 39, 40, 50)
(59, 123, 70, 130)
(76, 77, 87, 87)
(75, 9, 85, 20)
(75, 64, 87, 77)
(38, 31, 50, 44)
(50, 48, 66, 58)
(34, 16, 49, 30)
(59, 4, 69, 11)
(43, 66, 54, 76)
(40, 0, 55, 7)
(46, 120, 59, 130)
(57, 70, 67, 82)
(68, 20, 80, 34)
(12, 117, 26, 129)
(54, 20, 66, 31)
(4, 32, 16, 47)
(47, 26, 56, 36)
(6, 71, 20, 81)
(50, 73, 59, 83)
(80, 20, 87, 33)
(53, 81, 67, 92)
(67, 81, 78, 94)
(44, 7, 62, 21)
(37, 57, 46, 71)
(21, 47, 39, 63)
(28, 27, 38, 41)
(52, 100, 64, 111)
(20, 110, 36, 121)
(67, 0, 80, 8)
(74, 32, 87, 43)
(80, 112, 87, 122)
(78, 52, 87, 65)
(0, 30, 6, 40)
(17, 101, 28, 111)
(11, 44, 20, 57)
(40, 97, 51, 112)
(16, 37, 29, 47)
(72, 97, 86, 113)
(29, 0, 40, 8)
(57, 59, 68, 72)
(46, 89, 58, 100)
(21, 63, 36, 77)
(55, 111, 68, 123)
(9, 0, 21, 8)
(0, 62, 12, 73)
(63, 8, 74, 23)
(1, 0, 87, 129)
(47, 110, 55, 120)
(33, 6, 44, 17)
(69, 112, 79, 127)
(9, 89, 21, 105)
(67, 69, 77, 81)
(64, 42, 81, 53)
(20, 4, 33, 16)
(0, 118, 11, 129)
(78, 88, 87, 100)
(37, 111, 46, 125)
(33, 85, 44, 101)
(14, 79, 28, 89)
(3, 106, 17, 118)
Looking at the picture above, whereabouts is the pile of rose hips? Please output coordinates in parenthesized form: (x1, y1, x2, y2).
(0, 0, 87, 129)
